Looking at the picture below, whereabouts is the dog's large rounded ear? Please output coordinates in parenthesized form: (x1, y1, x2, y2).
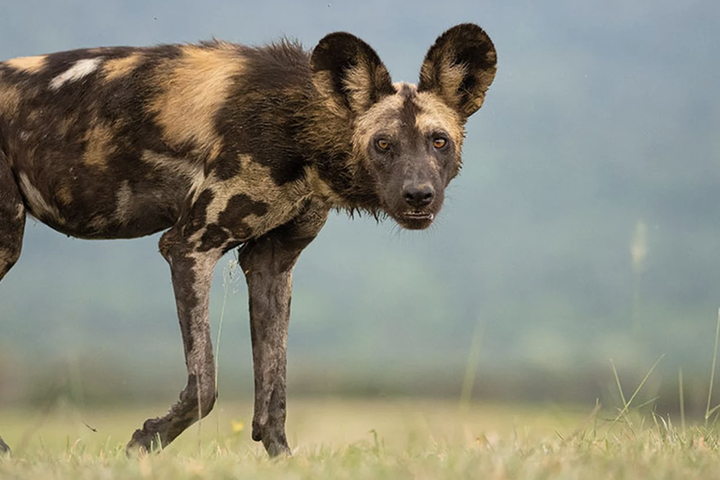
(418, 24, 497, 119)
(311, 32, 395, 115)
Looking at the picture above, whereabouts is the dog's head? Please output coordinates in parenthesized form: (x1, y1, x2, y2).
(311, 24, 497, 229)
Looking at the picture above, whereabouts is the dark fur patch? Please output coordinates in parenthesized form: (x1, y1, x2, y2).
(399, 90, 422, 144)
(185, 190, 214, 236)
(208, 150, 241, 180)
(214, 42, 315, 186)
(198, 224, 230, 252)
(218, 194, 269, 229)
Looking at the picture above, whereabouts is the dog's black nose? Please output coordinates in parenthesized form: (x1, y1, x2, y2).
(403, 185, 434, 208)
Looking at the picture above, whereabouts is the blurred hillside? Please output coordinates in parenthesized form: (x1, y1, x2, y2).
(1, 0, 720, 409)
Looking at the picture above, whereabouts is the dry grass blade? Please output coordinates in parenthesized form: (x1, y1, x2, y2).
(609, 355, 664, 431)
(459, 316, 483, 412)
(705, 308, 720, 426)
(679, 368, 686, 431)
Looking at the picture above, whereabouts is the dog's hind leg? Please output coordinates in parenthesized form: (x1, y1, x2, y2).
(0, 153, 24, 453)
(0, 152, 25, 283)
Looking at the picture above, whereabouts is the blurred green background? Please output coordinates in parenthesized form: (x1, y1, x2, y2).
(1, 0, 719, 415)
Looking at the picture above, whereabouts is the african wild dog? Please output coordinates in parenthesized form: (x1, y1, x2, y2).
(0, 24, 496, 456)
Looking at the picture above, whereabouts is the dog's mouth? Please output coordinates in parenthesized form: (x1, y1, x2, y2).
(403, 211, 434, 221)
(397, 211, 435, 230)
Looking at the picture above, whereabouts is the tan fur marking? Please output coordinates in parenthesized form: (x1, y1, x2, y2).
(115, 181, 133, 225)
(415, 91, 464, 146)
(83, 123, 116, 169)
(56, 184, 73, 206)
(344, 64, 374, 112)
(422, 57, 492, 116)
(103, 54, 143, 82)
(0, 85, 21, 116)
(150, 44, 243, 158)
(89, 215, 108, 231)
(5, 55, 47, 73)
(311, 70, 352, 120)
(57, 116, 77, 138)
(351, 93, 405, 166)
(304, 166, 344, 205)
(438, 60, 467, 106)
(26, 109, 41, 124)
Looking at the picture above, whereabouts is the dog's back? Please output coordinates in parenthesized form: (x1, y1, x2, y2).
(0, 41, 312, 241)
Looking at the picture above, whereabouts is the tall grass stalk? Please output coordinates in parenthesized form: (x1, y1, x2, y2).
(459, 315, 483, 412)
(704, 308, 720, 426)
(212, 259, 239, 438)
(215, 259, 239, 391)
(609, 355, 664, 431)
(679, 368, 685, 431)
(630, 220, 647, 355)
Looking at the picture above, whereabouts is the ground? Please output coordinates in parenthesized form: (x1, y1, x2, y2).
(1, 398, 719, 479)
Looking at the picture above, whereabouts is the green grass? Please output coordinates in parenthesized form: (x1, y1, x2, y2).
(2, 398, 720, 479)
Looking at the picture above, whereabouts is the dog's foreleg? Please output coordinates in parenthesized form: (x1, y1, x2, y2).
(239, 202, 328, 457)
(126, 228, 220, 452)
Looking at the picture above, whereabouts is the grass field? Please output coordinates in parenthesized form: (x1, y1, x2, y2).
(2, 398, 720, 479)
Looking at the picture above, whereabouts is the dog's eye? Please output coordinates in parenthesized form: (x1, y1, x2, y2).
(433, 137, 448, 149)
(376, 139, 391, 151)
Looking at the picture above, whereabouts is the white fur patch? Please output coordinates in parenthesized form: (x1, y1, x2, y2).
(18, 172, 62, 221)
(49, 57, 103, 90)
(140, 150, 206, 199)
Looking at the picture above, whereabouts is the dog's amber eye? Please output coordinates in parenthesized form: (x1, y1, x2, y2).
(376, 139, 390, 151)
(433, 137, 447, 149)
